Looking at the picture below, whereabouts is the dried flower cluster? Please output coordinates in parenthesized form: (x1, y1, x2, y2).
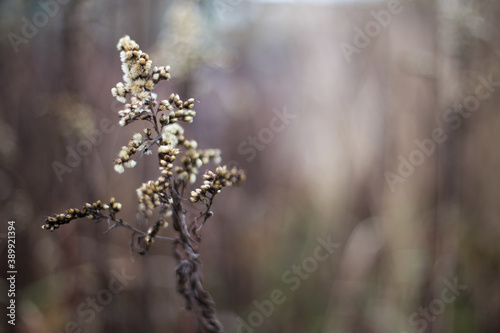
(42, 198, 122, 231)
(42, 35, 245, 333)
(190, 166, 246, 203)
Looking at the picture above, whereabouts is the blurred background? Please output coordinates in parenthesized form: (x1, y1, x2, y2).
(1, 0, 500, 332)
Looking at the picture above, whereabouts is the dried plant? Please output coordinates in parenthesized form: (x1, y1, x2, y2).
(42, 35, 246, 333)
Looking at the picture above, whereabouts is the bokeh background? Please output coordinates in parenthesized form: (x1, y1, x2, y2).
(1, 0, 500, 332)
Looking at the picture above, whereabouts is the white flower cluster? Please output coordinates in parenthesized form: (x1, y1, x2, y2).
(112, 35, 154, 104)
(111, 35, 171, 127)
(161, 123, 184, 147)
(114, 132, 148, 174)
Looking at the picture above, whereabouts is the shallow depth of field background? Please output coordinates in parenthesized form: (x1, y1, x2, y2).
(1, 0, 500, 332)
